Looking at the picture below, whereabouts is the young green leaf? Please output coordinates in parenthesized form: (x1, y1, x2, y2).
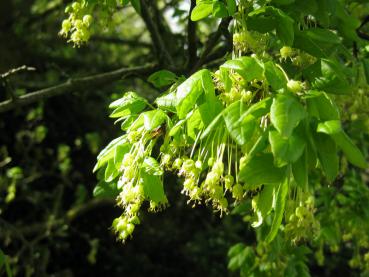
(251, 185, 275, 227)
(223, 101, 255, 145)
(148, 70, 177, 88)
(305, 91, 340, 120)
(316, 120, 342, 135)
(265, 178, 288, 243)
(155, 91, 177, 112)
(191, 1, 213, 21)
(292, 150, 308, 190)
(130, 0, 141, 14)
(226, 0, 237, 15)
(270, 94, 306, 137)
(212, 2, 228, 18)
(143, 110, 167, 131)
(315, 133, 339, 182)
(239, 153, 286, 186)
(141, 171, 167, 204)
(275, 9, 294, 46)
(176, 70, 205, 119)
(141, 157, 163, 176)
(269, 129, 306, 167)
(312, 59, 350, 94)
(105, 159, 119, 182)
(222, 57, 264, 82)
(332, 131, 367, 168)
(264, 61, 287, 91)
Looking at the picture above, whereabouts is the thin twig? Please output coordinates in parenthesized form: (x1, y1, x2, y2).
(191, 17, 232, 73)
(186, 0, 198, 70)
(139, 0, 174, 67)
(0, 65, 36, 79)
(0, 64, 158, 113)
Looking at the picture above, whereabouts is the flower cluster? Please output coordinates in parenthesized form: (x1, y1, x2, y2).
(233, 31, 268, 54)
(285, 196, 320, 244)
(59, 2, 93, 46)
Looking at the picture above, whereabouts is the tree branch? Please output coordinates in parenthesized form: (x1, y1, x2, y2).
(0, 65, 36, 79)
(186, 0, 198, 70)
(356, 15, 369, 41)
(190, 17, 232, 73)
(90, 36, 151, 48)
(139, 0, 174, 67)
(0, 64, 158, 113)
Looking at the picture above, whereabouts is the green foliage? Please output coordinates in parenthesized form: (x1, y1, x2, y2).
(36, 0, 369, 275)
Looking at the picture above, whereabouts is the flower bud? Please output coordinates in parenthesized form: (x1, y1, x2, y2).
(83, 14, 93, 27)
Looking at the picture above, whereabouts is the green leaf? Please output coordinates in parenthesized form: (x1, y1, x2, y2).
(312, 59, 350, 94)
(226, 0, 237, 15)
(316, 120, 342, 135)
(121, 115, 138, 131)
(332, 131, 367, 168)
(269, 129, 306, 167)
(94, 135, 127, 172)
(251, 185, 275, 227)
(363, 59, 369, 85)
(239, 153, 286, 186)
(247, 6, 294, 45)
(223, 101, 255, 145)
(212, 1, 228, 18)
(187, 108, 204, 140)
(105, 159, 119, 182)
(228, 243, 246, 258)
(143, 110, 167, 131)
(130, 0, 141, 14)
(220, 67, 232, 92)
(275, 9, 294, 46)
(264, 61, 287, 91)
(148, 70, 177, 88)
(109, 92, 147, 118)
(247, 7, 277, 34)
(305, 91, 340, 120)
(266, 178, 288, 243)
(169, 119, 186, 136)
(191, 2, 213, 21)
(155, 91, 177, 112)
(109, 91, 147, 109)
(141, 171, 167, 203)
(272, 0, 295, 4)
(222, 57, 264, 82)
(114, 143, 131, 170)
(238, 97, 272, 124)
(270, 94, 306, 137)
(176, 70, 205, 119)
(200, 111, 224, 139)
(315, 133, 339, 182)
(93, 181, 119, 198)
(294, 29, 340, 57)
(141, 157, 163, 176)
(0, 249, 12, 277)
(199, 69, 223, 124)
(292, 150, 308, 190)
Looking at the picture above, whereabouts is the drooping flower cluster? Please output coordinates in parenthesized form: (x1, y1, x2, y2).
(59, 2, 93, 45)
(285, 196, 320, 244)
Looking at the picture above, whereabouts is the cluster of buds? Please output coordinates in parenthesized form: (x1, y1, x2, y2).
(177, 158, 202, 204)
(220, 87, 253, 106)
(280, 46, 316, 67)
(112, 213, 140, 242)
(284, 196, 320, 244)
(202, 159, 229, 214)
(60, 2, 93, 45)
(233, 31, 267, 54)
